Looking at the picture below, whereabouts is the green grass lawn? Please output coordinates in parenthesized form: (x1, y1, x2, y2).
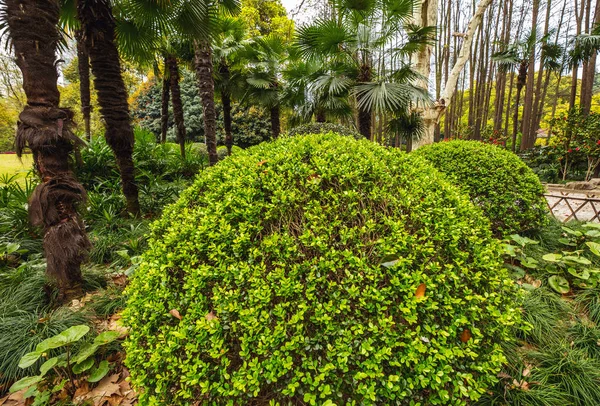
(0, 154, 33, 183)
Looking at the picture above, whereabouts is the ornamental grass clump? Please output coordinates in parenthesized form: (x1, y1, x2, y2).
(415, 140, 548, 236)
(124, 133, 520, 405)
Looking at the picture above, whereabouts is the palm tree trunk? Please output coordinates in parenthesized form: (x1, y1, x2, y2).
(76, 30, 92, 141)
(513, 83, 524, 152)
(77, 0, 140, 215)
(194, 40, 218, 166)
(160, 64, 170, 144)
(315, 110, 326, 123)
(270, 106, 281, 139)
(6, 0, 90, 299)
(357, 64, 372, 140)
(219, 62, 233, 155)
(167, 55, 186, 158)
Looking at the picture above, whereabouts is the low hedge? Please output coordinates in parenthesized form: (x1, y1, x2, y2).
(286, 123, 362, 139)
(415, 140, 548, 236)
(124, 133, 520, 405)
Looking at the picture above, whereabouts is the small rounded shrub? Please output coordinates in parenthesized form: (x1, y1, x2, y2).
(287, 122, 362, 139)
(415, 140, 548, 236)
(124, 133, 520, 405)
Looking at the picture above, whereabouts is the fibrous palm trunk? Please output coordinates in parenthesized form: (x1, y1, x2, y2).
(513, 62, 527, 152)
(194, 40, 218, 166)
(166, 55, 186, 158)
(219, 62, 233, 155)
(357, 64, 372, 140)
(160, 65, 170, 144)
(77, 0, 140, 215)
(270, 105, 281, 139)
(76, 30, 92, 141)
(6, 0, 90, 299)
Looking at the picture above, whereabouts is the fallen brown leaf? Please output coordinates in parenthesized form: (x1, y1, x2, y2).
(460, 329, 472, 343)
(205, 311, 217, 322)
(169, 309, 182, 320)
(415, 283, 426, 299)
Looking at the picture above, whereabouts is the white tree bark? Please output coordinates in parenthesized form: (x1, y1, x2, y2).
(412, 0, 495, 149)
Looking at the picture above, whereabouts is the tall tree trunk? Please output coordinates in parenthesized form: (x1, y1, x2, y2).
(7, 0, 90, 299)
(76, 30, 92, 141)
(414, 0, 494, 148)
(514, 61, 528, 151)
(357, 63, 372, 140)
(520, 0, 540, 150)
(581, 0, 600, 114)
(77, 0, 140, 215)
(160, 73, 169, 144)
(219, 62, 233, 155)
(529, 0, 551, 144)
(270, 105, 281, 139)
(167, 55, 186, 158)
(194, 40, 218, 166)
(570, 0, 585, 109)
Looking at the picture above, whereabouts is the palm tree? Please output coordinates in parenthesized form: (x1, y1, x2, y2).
(492, 35, 536, 152)
(77, 0, 140, 215)
(165, 52, 188, 158)
(282, 49, 353, 126)
(243, 35, 288, 139)
(295, 0, 430, 140)
(3, 0, 90, 299)
(212, 16, 248, 154)
(194, 39, 219, 165)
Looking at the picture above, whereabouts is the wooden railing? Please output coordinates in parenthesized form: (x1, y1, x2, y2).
(544, 186, 600, 223)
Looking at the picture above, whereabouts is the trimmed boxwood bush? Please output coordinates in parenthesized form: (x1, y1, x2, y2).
(415, 140, 548, 236)
(124, 133, 520, 405)
(287, 122, 362, 139)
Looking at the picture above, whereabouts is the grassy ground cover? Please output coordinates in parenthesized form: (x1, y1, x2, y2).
(0, 154, 32, 183)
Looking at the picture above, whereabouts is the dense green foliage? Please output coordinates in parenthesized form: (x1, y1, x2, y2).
(124, 133, 520, 405)
(415, 140, 548, 236)
(286, 123, 362, 139)
(132, 72, 271, 148)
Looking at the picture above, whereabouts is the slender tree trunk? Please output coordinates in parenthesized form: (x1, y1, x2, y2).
(77, 0, 140, 215)
(516, 61, 528, 151)
(581, 0, 600, 114)
(529, 0, 551, 144)
(505, 71, 515, 140)
(520, 0, 540, 150)
(315, 110, 326, 123)
(357, 63, 372, 140)
(160, 73, 169, 144)
(570, 0, 585, 109)
(194, 40, 218, 166)
(76, 30, 92, 141)
(414, 0, 494, 148)
(219, 62, 233, 155)
(513, 82, 524, 152)
(7, 0, 89, 299)
(270, 106, 281, 139)
(167, 55, 186, 158)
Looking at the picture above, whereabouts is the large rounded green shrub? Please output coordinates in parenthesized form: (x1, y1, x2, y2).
(414, 140, 548, 236)
(124, 133, 520, 405)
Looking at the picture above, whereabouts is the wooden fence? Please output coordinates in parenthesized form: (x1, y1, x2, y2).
(544, 186, 600, 223)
